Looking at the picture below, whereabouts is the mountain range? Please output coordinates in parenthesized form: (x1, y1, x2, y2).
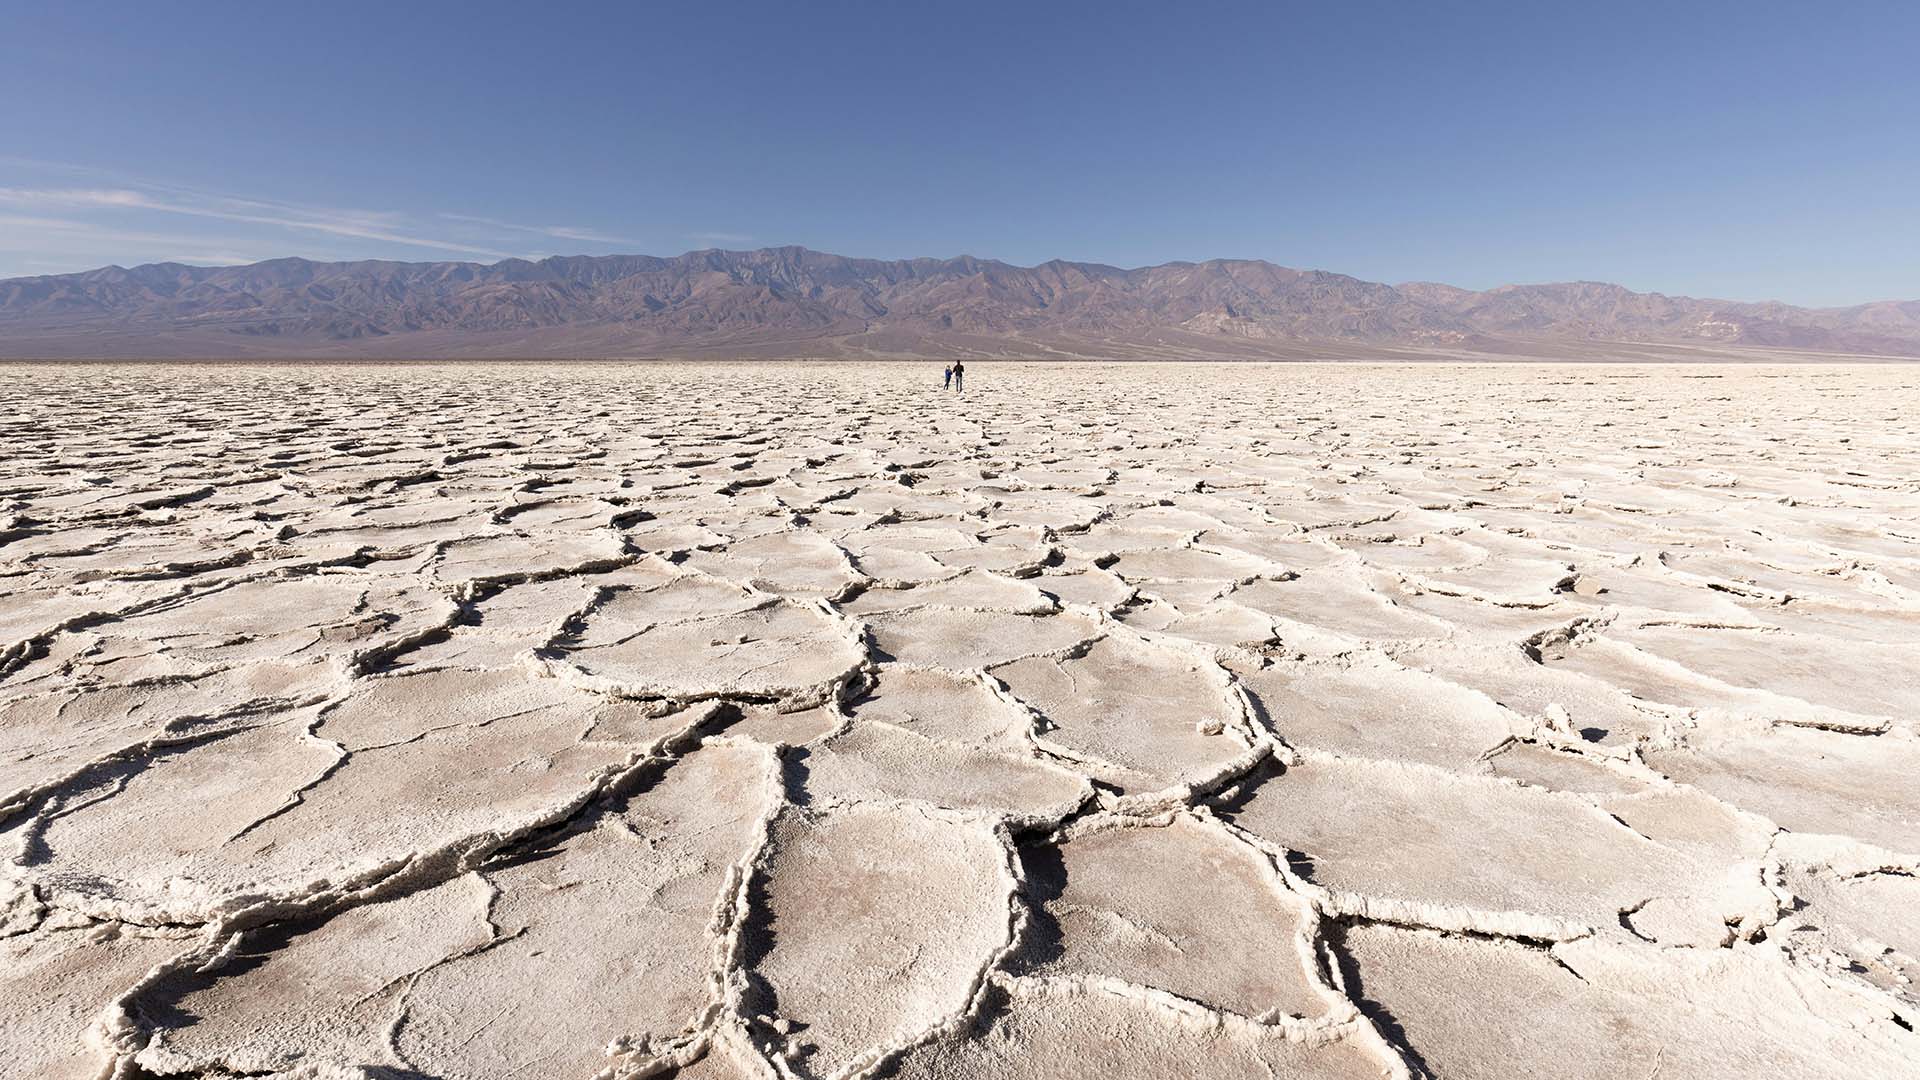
(3, 247, 1917, 360)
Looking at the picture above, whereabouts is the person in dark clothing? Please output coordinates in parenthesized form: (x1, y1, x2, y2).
(952, 360, 965, 393)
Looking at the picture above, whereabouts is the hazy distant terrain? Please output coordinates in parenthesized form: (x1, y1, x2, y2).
(3, 247, 1918, 359)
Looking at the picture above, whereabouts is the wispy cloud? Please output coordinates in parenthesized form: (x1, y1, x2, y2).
(0, 213, 285, 277)
(546, 226, 626, 243)
(0, 185, 515, 258)
(0, 161, 662, 274)
(0, 212, 266, 252)
(0, 188, 150, 209)
(440, 212, 629, 245)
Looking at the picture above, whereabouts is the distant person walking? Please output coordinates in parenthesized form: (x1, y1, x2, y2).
(943, 365, 952, 389)
(952, 360, 965, 394)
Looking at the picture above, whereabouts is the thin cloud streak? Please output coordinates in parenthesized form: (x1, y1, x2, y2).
(0, 186, 514, 259)
(0, 160, 412, 225)
(440, 212, 629, 244)
(0, 213, 386, 278)
(0, 212, 274, 252)
(0, 162, 695, 275)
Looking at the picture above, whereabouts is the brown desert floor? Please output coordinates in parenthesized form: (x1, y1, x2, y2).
(1, 360, 1917, 1079)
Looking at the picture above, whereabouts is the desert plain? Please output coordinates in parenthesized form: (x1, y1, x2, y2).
(2, 359, 1918, 1080)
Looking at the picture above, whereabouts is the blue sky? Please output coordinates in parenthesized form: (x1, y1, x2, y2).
(1, 0, 1915, 305)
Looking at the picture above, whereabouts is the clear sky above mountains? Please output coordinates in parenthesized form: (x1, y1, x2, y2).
(2, 0, 1914, 306)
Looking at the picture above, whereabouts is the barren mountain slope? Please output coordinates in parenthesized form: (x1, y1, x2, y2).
(2, 247, 1916, 358)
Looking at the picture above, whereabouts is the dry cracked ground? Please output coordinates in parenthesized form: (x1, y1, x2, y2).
(2, 360, 1918, 1080)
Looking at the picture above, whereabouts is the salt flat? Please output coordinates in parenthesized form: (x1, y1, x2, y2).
(2, 360, 1918, 1079)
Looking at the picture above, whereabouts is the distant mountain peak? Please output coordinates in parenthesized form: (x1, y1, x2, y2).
(2, 247, 1915, 359)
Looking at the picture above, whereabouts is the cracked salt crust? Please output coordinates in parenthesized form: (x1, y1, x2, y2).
(1, 360, 1917, 1078)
